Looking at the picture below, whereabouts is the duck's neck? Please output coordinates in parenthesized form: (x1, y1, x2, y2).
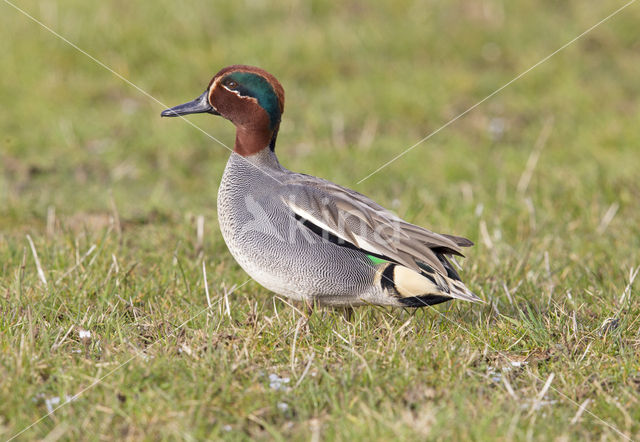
(234, 125, 279, 157)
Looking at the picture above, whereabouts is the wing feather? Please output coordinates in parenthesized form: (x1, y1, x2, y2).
(281, 173, 472, 277)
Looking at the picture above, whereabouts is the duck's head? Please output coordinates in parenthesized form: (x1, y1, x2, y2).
(161, 65, 285, 156)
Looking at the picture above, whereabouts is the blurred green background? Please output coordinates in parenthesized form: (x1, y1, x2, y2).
(1, 0, 639, 440)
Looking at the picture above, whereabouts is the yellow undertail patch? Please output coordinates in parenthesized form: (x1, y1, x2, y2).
(393, 265, 440, 298)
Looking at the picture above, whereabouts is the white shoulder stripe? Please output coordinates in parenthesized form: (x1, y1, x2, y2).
(286, 201, 387, 257)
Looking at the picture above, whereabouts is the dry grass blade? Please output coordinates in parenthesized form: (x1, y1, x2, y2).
(26, 235, 47, 287)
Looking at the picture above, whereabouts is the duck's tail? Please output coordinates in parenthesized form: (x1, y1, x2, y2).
(378, 259, 483, 307)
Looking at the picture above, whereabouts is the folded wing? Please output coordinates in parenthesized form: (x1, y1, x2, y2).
(281, 173, 472, 275)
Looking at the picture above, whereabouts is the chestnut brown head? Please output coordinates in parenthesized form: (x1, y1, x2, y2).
(162, 65, 285, 155)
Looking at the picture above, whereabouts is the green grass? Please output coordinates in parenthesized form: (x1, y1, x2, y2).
(1, 0, 640, 440)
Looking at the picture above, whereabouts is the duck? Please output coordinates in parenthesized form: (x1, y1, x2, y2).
(161, 65, 481, 310)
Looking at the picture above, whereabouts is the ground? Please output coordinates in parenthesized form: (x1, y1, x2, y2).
(1, 0, 639, 440)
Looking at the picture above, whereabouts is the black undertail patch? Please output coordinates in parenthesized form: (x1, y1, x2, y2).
(398, 295, 453, 308)
(380, 263, 396, 293)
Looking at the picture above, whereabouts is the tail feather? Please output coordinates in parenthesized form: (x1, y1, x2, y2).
(441, 234, 474, 248)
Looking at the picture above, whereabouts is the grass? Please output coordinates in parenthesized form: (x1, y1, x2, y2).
(1, 0, 640, 439)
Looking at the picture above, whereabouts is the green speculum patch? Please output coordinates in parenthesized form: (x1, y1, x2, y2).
(228, 72, 281, 129)
(367, 254, 388, 265)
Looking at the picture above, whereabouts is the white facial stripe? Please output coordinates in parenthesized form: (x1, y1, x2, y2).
(209, 71, 261, 114)
(207, 77, 221, 110)
(211, 75, 223, 89)
(221, 84, 259, 105)
(221, 85, 241, 95)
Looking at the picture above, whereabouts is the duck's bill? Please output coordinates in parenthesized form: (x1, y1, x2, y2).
(160, 90, 220, 117)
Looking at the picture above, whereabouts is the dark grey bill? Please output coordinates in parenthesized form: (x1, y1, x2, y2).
(160, 90, 220, 117)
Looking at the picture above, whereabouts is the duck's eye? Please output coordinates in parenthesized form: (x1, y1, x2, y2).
(224, 79, 238, 89)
